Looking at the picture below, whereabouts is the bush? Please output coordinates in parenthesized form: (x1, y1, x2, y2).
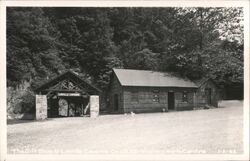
(7, 87, 36, 119)
(19, 90, 36, 114)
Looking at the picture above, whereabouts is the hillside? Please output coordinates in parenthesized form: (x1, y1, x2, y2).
(6, 7, 243, 118)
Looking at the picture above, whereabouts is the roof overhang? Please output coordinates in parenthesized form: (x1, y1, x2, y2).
(35, 70, 101, 94)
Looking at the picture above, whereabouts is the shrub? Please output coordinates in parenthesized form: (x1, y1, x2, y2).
(7, 87, 36, 119)
(19, 90, 36, 114)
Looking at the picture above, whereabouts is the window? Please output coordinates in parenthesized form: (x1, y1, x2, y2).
(183, 91, 188, 102)
(131, 91, 138, 102)
(153, 90, 160, 102)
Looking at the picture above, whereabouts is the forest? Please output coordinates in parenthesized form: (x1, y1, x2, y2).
(7, 7, 243, 116)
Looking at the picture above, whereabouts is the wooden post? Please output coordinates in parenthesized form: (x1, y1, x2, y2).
(36, 95, 47, 120)
(193, 92, 197, 108)
(90, 95, 99, 118)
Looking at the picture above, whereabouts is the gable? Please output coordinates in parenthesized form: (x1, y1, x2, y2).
(195, 78, 218, 89)
(197, 79, 218, 95)
(35, 71, 101, 95)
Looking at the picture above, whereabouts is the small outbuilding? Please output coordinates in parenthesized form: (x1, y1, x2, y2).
(194, 78, 219, 108)
(107, 68, 219, 113)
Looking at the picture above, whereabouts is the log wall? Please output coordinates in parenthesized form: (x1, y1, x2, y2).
(108, 75, 219, 114)
(107, 74, 124, 112)
(174, 91, 194, 111)
(123, 87, 196, 113)
(195, 80, 219, 107)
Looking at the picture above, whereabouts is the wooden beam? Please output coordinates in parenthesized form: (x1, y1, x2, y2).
(43, 89, 83, 92)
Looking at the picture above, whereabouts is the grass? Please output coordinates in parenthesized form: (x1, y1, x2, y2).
(7, 100, 243, 154)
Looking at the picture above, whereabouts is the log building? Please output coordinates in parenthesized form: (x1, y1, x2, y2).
(107, 68, 219, 113)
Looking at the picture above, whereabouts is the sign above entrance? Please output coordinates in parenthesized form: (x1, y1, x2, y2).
(58, 93, 81, 97)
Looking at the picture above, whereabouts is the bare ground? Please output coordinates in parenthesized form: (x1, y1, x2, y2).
(7, 100, 243, 154)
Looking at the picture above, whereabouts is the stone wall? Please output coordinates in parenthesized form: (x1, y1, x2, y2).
(36, 95, 47, 120)
(90, 95, 99, 118)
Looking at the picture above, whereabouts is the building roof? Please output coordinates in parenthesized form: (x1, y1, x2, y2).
(113, 68, 198, 88)
(193, 77, 210, 87)
(194, 77, 220, 88)
(35, 70, 101, 93)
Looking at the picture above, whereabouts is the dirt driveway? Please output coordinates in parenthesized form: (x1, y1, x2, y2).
(7, 100, 243, 154)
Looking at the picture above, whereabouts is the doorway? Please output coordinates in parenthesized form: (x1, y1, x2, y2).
(205, 88, 212, 105)
(48, 95, 88, 117)
(48, 97, 59, 117)
(168, 92, 175, 110)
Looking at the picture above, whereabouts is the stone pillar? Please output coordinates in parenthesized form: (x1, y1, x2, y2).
(90, 95, 99, 118)
(36, 95, 47, 120)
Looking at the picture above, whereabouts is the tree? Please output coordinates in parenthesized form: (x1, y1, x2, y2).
(7, 7, 65, 87)
(7, 7, 243, 89)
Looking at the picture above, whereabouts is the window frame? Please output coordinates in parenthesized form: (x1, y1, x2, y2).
(153, 89, 160, 102)
(182, 91, 188, 102)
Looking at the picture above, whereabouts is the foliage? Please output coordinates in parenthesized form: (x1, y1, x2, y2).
(19, 90, 36, 114)
(7, 7, 243, 90)
(7, 86, 35, 117)
(7, 8, 65, 88)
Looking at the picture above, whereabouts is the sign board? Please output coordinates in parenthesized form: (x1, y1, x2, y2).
(90, 95, 99, 118)
(36, 95, 47, 120)
(58, 93, 81, 97)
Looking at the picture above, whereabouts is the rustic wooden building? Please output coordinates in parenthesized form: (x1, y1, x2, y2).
(194, 78, 219, 107)
(35, 70, 101, 118)
(107, 68, 219, 113)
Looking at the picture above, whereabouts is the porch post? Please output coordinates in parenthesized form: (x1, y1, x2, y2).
(35, 95, 47, 120)
(193, 92, 197, 108)
(90, 95, 99, 118)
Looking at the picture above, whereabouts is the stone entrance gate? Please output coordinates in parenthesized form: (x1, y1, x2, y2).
(35, 71, 101, 120)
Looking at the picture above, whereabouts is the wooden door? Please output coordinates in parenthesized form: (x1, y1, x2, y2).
(205, 88, 212, 105)
(168, 92, 175, 110)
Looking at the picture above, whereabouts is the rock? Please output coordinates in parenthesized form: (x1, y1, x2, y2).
(7, 115, 13, 119)
(130, 112, 135, 116)
(204, 105, 210, 109)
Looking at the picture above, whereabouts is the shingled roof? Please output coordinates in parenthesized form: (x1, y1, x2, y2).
(113, 68, 198, 88)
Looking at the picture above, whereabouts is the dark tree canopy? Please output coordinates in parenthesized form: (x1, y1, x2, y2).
(7, 7, 243, 90)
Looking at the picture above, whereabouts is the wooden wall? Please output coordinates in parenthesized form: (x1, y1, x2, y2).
(195, 80, 219, 107)
(123, 87, 196, 113)
(108, 75, 219, 114)
(123, 87, 167, 113)
(174, 91, 194, 111)
(107, 74, 124, 113)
